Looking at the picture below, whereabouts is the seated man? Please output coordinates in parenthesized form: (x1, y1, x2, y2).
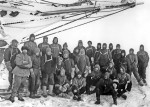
(54, 67, 71, 98)
(95, 72, 117, 105)
(86, 64, 101, 95)
(72, 71, 86, 101)
(114, 66, 132, 100)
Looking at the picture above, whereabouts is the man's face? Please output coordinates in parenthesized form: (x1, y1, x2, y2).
(79, 42, 83, 47)
(30, 37, 35, 42)
(121, 52, 125, 57)
(47, 51, 51, 55)
(109, 45, 113, 50)
(94, 67, 99, 72)
(54, 38, 58, 44)
(22, 49, 27, 54)
(88, 42, 92, 47)
(103, 44, 107, 49)
(63, 53, 69, 59)
(77, 74, 82, 78)
(12, 42, 18, 48)
(120, 68, 125, 74)
(36, 52, 40, 56)
(140, 46, 144, 51)
(116, 46, 120, 49)
(44, 38, 48, 43)
(129, 50, 134, 54)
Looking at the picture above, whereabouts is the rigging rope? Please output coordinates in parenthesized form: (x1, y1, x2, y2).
(34, 7, 100, 38)
(20, 3, 135, 44)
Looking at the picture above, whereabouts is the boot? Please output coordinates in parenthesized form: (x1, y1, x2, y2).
(77, 95, 83, 101)
(18, 97, 25, 102)
(95, 100, 100, 104)
(143, 79, 147, 86)
(42, 86, 47, 98)
(48, 85, 55, 96)
(121, 94, 127, 100)
(29, 92, 35, 99)
(95, 97, 100, 104)
(73, 95, 78, 100)
(8, 96, 15, 103)
(138, 80, 144, 86)
(34, 91, 41, 98)
(113, 98, 117, 105)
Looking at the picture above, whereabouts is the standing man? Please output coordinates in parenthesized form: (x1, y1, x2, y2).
(126, 48, 144, 86)
(112, 44, 122, 73)
(109, 43, 114, 56)
(4, 39, 20, 92)
(24, 34, 38, 56)
(86, 41, 95, 71)
(97, 43, 112, 73)
(50, 37, 62, 63)
(38, 36, 50, 56)
(137, 45, 149, 85)
(9, 46, 32, 103)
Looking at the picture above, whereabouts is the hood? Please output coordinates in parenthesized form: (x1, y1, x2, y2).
(121, 50, 126, 58)
(78, 40, 83, 47)
(53, 37, 58, 44)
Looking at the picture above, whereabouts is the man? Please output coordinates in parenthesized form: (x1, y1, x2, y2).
(109, 43, 114, 56)
(72, 71, 86, 101)
(137, 45, 149, 85)
(9, 46, 32, 103)
(73, 40, 86, 57)
(119, 50, 128, 71)
(29, 48, 41, 98)
(38, 36, 50, 56)
(112, 44, 122, 73)
(75, 48, 91, 77)
(85, 41, 95, 71)
(95, 72, 117, 105)
(126, 48, 144, 86)
(4, 39, 20, 91)
(97, 43, 112, 73)
(115, 66, 132, 100)
(50, 37, 62, 63)
(94, 43, 101, 64)
(24, 34, 37, 56)
(86, 64, 101, 95)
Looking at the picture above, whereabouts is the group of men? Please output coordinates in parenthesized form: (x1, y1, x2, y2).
(3, 34, 149, 105)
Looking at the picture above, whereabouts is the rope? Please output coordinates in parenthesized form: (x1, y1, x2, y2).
(20, 3, 135, 43)
(34, 7, 100, 37)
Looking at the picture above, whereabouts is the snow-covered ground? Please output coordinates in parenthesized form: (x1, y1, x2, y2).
(0, 63, 150, 107)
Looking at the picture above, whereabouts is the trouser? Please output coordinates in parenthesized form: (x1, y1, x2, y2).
(29, 69, 41, 94)
(95, 85, 117, 102)
(42, 73, 55, 86)
(86, 75, 100, 93)
(72, 86, 86, 96)
(138, 63, 146, 81)
(117, 82, 132, 97)
(8, 71, 13, 90)
(11, 75, 28, 98)
(131, 66, 141, 82)
(65, 72, 72, 81)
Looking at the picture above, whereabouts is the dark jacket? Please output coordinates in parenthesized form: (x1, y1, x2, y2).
(98, 49, 111, 67)
(85, 46, 96, 59)
(43, 56, 57, 74)
(137, 50, 149, 67)
(61, 58, 75, 74)
(31, 55, 41, 69)
(24, 41, 37, 56)
(4, 45, 20, 69)
(106, 67, 117, 80)
(117, 73, 131, 84)
(38, 42, 50, 56)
